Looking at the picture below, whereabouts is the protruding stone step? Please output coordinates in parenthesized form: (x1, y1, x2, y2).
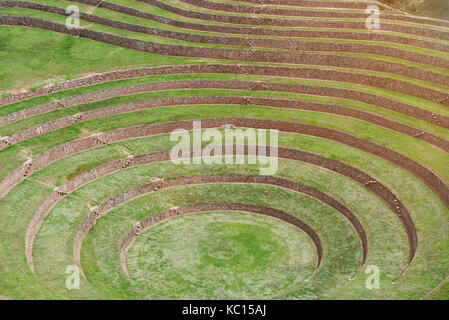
(23, 161, 33, 177)
(0, 136, 11, 148)
(92, 134, 108, 146)
(121, 156, 134, 169)
(363, 179, 377, 186)
(95, 0, 105, 8)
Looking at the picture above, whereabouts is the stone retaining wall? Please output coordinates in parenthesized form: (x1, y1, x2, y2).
(2, 95, 449, 162)
(135, 0, 449, 41)
(3, 2, 449, 70)
(2, 118, 445, 238)
(26, 146, 416, 274)
(1, 64, 447, 115)
(2, 16, 447, 88)
(1, 64, 448, 109)
(179, 0, 449, 29)
(58, 0, 449, 53)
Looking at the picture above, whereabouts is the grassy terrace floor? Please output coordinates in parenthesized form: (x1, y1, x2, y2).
(2, 1, 446, 45)
(0, 27, 199, 92)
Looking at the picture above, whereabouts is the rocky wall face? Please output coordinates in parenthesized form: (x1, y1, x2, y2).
(2, 91, 449, 160)
(232, 0, 372, 9)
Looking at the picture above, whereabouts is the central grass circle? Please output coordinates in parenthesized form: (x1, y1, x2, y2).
(127, 211, 317, 299)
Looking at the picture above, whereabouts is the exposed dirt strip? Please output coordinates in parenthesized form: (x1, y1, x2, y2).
(2, 17, 449, 87)
(134, 0, 449, 41)
(119, 202, 323, 279)
(5, 2, 449, 70)
(177, 0, 449, 29)
(2, 95, 449, 158)
(1, 64, 447, 110)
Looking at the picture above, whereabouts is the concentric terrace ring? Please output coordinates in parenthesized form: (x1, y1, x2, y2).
(119, 202, 323, 279)
(25, 145, 414, 274)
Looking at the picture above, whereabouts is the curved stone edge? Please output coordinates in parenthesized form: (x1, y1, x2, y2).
(64, 0, 449, 51)
(216, 0, 379, 10)
(2, 77, 448, 129)
(2, 118, 426, 263)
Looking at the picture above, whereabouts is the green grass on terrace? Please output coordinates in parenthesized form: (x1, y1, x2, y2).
(0, 26, 199, 91)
